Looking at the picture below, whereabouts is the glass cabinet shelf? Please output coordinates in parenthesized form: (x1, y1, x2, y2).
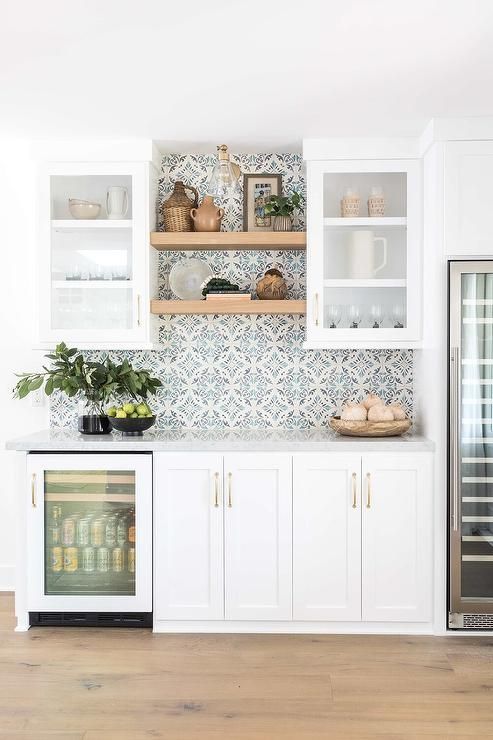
(52, 220, 133, 230)
(323, 217, 407, 227)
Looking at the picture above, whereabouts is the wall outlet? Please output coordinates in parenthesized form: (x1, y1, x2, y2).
(31, 388, 45, 408)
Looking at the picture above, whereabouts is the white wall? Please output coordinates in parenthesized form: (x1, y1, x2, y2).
(0, 141, 49, 589)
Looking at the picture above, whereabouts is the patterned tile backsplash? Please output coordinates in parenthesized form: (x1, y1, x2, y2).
(50, 153, 413, 430)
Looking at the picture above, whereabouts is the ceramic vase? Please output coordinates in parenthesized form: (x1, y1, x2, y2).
(273, 215, 293, 232)
(190, 195, 225, 232)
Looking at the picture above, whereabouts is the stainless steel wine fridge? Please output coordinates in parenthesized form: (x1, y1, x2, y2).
(449, 261, 493, 629)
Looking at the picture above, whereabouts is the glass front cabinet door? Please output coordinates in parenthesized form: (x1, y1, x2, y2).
(305, 157, 421, 348)
(26, 453, 152, 613)
(38, 161, 158, 349)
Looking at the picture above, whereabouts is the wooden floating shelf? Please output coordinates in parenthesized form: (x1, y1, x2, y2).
(150, 299, 306, 315)
(150, 231, 306, 250)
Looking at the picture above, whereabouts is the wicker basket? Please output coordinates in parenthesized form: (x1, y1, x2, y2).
(162, 181, 199, 232)
(368, 195, 385, 217)
(340, 195, 360, 217)
(329, 416, 412, 437)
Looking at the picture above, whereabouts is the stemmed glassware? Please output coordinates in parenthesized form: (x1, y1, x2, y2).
(370, 304, 385, 328)
(327, 304, 342, 328)
(348, 304, 362, 328)
(392, 304, 405, 328)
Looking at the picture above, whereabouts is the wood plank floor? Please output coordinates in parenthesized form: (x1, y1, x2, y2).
(2, 594, 493, 738)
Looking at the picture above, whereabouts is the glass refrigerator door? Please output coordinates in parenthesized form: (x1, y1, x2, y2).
(27, 454, 152, 612)
(44, 469, 136, 597)
(450, 262, 493, 614)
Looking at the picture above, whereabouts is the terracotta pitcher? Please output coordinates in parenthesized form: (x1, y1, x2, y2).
(190, 195, 225, 232)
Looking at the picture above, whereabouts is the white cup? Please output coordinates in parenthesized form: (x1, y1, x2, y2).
(106, 186, 129, 219)
(347, 230, 387, 279)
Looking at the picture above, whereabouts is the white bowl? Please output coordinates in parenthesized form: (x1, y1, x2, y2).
(169, 258, 213, 300)
(68, 199, 101, 219)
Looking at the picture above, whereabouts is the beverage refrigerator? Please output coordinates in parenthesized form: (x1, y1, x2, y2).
(449, 261, 493, 628)
(26, 453, 152, 627)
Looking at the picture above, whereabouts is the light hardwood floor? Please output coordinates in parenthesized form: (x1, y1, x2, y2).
(2, 593, 493, 739)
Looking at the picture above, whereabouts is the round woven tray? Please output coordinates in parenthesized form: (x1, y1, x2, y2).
(329, 416, 412, 437)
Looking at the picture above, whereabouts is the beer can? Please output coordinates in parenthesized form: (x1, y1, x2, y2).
(105, 517, 117, 547)
(112, 547, 124, 572)
(61, 517, 76, 547)
(117, 516, 127, 546)
(128, 547, 135, 574)
(82, 546, 96, 572)
(97, 547, 110, 572)
(63, 547, 78, 572)
(77, 518, 90, 546)
(90, 519, 104, 547)
(51, 546, 63, 572)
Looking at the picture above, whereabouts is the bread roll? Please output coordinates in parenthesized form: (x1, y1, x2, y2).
(341, 404, 367, 421)
(367, 404, 394, 422)
(362, 393, 383, 410)
(388, 403, 406, 420)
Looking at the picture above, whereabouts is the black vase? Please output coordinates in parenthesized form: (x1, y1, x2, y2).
(77, 414, 111, 435)
(77, 400, 111, 435)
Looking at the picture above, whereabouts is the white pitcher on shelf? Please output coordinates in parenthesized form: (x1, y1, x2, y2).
(347, 230, 387, 279)
(106, 186, 129, 219)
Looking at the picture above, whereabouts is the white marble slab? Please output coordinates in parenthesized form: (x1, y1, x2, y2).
(6, 428, 434, 453)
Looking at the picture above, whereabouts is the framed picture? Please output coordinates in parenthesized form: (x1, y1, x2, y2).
(242, 174, 281, 231)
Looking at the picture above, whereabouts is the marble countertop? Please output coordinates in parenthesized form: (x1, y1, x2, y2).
(6, 428, 434, 452)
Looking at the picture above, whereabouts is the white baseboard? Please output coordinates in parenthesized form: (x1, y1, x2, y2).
(0, 566, 15, 591)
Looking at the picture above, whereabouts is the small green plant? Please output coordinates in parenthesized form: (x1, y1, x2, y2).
(13, 342, 162, 414)
(264, 191, 302, 217)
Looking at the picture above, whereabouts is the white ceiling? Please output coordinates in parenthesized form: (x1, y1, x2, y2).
(2, 0, 493, 151)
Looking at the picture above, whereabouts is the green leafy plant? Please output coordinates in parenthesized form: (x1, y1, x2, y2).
(13, 342, 162, 415)
(264, 191, 302, 217)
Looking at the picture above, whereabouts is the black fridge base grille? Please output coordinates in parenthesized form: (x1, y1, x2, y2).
(29, 611, 152, 627)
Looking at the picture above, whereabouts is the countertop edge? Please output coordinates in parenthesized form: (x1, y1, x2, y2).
(5, 429, 435, 453)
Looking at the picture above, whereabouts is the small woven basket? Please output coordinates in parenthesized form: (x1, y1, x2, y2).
(368, 195, 385, 217)
(340, 195, 360, 217)
(162, 181, 199, 232)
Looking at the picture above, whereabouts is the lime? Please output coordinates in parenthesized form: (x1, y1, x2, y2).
(136, 403, 149, 415)
(130, 412, 138, 418)
(115, 409, 127, 418)
(123, 403, 135, 415)
(106, 406, 117, 417)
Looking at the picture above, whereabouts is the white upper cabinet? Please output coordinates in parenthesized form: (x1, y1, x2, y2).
(361, 453, 433, 622)
(37, 153, 159, 349)
(293, 454, 361, 621)
(444, 141, 493, 256)
(304, 155, 422, 348)
(224, 454, 292, 621)
(153, 453, 224, 621)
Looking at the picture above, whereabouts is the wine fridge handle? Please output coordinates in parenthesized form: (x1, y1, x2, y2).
(31, 473, 36, 508)
(450, 346, 460, 532)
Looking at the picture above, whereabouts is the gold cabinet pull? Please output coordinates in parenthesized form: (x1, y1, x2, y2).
(227, 472, 232, 508)
(214, 472, 220, 507)
(351, 472, 357, 508)
(137, 294, 142, 327)
(366, 472, 371, 509)
(314, 292, 319, 327)
(31, 473, 37, 508)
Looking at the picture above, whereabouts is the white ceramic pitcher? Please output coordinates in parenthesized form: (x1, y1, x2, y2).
(106, 186, 129, 219)
(347, 230, 387, 279)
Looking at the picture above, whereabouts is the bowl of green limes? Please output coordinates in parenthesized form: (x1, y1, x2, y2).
(106, 402, 155, 436)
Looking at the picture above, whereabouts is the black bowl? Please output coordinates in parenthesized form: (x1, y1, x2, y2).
(108, 416, 156, 436)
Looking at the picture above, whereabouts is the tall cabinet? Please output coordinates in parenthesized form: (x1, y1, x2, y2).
(303, 141, 422, 348)
(36, 141, 160, 349)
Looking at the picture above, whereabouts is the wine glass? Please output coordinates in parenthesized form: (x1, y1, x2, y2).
(370, 304, 385, 328)
(348, 304, 362, 328)
(327, 304, 342, 328)
(392, 304, 405, 328)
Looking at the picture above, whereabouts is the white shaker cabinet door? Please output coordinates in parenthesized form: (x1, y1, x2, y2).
(444, 141, 493, 256)
(361, 453, 433, 622)
(153, 453, 224, 620)
(224, 454, 292, 620)
(293, 454, 362, 621)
